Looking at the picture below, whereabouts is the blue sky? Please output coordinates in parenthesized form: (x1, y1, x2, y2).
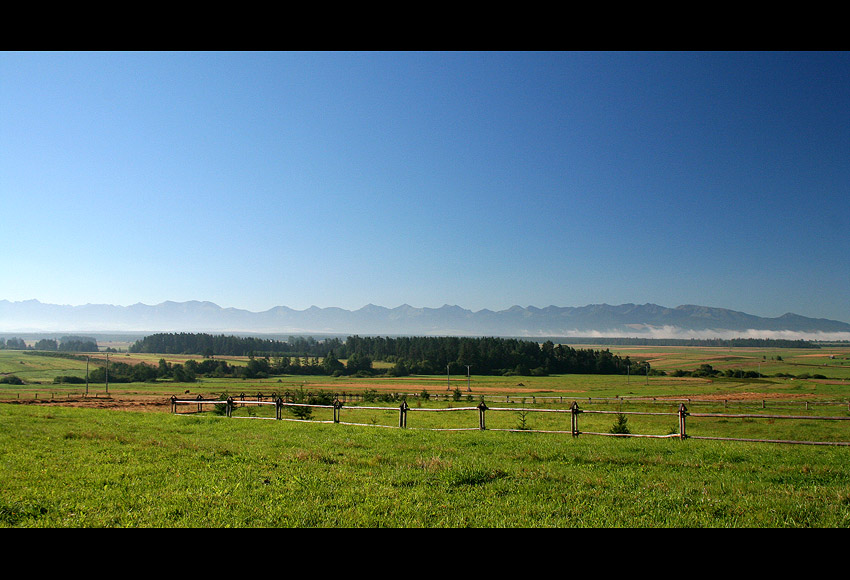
(2, 51, 848, 322)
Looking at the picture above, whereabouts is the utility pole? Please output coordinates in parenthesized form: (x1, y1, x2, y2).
(466, 365, 472, 392)
(105, 353, 109, 395)
(85, 356, 89, 396)
(446, 364, 451, 391)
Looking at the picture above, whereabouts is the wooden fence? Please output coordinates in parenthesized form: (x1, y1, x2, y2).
(170, 395, 850, 447)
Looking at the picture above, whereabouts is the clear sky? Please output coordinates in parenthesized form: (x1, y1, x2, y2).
(2, 51, 848, 323)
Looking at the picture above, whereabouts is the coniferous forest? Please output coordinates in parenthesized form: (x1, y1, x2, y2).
(129, 333, 644, 377)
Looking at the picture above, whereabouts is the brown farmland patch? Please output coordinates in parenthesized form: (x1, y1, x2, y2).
(656, 391, 835, 402)
(297, 382, 586, 395)
(9, 394, 170, 412)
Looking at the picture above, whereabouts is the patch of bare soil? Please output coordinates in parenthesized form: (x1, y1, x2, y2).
(4, 383, 590, 411)
(8, 395, 171, 412)
(656, 391, 832, 401)
(304, 382, 585, 395)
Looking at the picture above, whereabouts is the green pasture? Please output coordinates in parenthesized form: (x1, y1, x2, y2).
(2, 345, 849, 407)
(4, 343, 849, 384)
(3, 344, 850, 527)
(582, 343, 850, 380)
(2, 403, 849, 527)
(0, 351, 92, 383)
(3, 371, 847, 407)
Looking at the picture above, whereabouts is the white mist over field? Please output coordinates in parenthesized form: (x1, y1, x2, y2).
(560, 326, 850, 342)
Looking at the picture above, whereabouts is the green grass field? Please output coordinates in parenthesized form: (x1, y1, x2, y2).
(2, 345, 849, 527)
(2, 404, 849, 527)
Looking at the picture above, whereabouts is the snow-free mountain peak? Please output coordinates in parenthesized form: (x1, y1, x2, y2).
(0, 299, 848, 338)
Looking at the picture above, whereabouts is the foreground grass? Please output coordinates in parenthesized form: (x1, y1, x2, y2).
(2, 404, 850, 527)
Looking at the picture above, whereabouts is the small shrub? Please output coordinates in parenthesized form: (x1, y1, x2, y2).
(377, 392, 400, 403)
(516, 410, 531, 431)
(308, 390, 334, 406)
(288, 386, 314, 420)
(53, 375, 86, 384)
(213, 392, 231, 416)
(610, 413, 630, 435)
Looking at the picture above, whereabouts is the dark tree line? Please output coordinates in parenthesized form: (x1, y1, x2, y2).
(73, 353, 345, 384)
(339, 335, 642, 376)
(0, 337, 27, 349)
(0, 336, 98, 352)
(78, 356, 254, 384)
(128, 333, 643, 377)
(129, 333, 343, 358)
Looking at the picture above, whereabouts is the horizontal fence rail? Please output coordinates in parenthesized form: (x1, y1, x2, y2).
(169, 395, 850, 447)
(5, 389, 848, 414)
(496, 394, 850, 411)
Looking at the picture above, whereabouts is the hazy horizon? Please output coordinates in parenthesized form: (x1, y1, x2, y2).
(2, 298, 849, 341)
(3, 296, 850, 323)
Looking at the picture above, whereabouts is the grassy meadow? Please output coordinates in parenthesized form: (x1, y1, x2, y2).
(3, 404, 850, 527)
(1, 344, 849, 527)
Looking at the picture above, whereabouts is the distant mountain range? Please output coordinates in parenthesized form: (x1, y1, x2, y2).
(1, 299, 849, 340)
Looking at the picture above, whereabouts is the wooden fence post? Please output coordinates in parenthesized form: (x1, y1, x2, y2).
(275, 397, 282, 420)
(478, 400, 488, 430)
(333, 398, 342, 423)
(678, 404, 688, 439)
(197, 394, 203, 413)
(171, 395, 177, 414)
(570, 401, 580, 437)
(399, 400, 409, 428)
(226, 396, 233, 418)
